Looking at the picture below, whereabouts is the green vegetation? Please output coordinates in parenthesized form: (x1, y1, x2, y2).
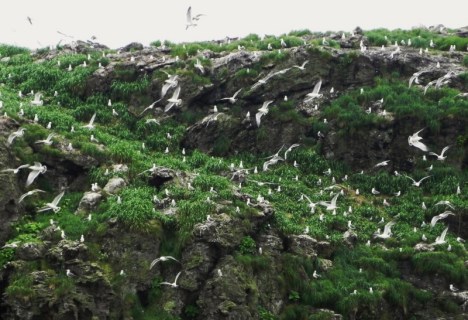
(0, 26, 467, 319)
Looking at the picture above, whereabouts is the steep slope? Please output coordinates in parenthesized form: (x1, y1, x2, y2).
(0, 27, 467, 319)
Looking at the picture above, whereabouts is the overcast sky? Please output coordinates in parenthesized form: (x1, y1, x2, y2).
(1, 0, 467, 49)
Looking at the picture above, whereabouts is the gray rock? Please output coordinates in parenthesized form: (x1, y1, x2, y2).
(15, 242, 45, 261)
(414, 243, 434, 252)
(288, 235, 318, 258)
(76, 191, 102, 213)
(343, 230, 358, 247)
(121, 42, 144, 52)
(103, 177, 126, 194)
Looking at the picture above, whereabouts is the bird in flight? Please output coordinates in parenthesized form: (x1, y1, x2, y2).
(18, 189, 46, 203)
(408, 129, 429, 152)
(219, 88, 242, 104)
(255, 100, 274, 127)
(186, 7, 205, 30)
(160, 271, 182, 288)
(37, 191, 65, 213)
(27, 16, 33, 25)
(25, 162, 47, 187)
(304, 79, 323, 103)
(149, 256, 180, 269)
(81, 113, 97, 130)
(428, 146, 450, 161)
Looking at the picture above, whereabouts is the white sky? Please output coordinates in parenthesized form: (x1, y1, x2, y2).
(1, 0, 467, 49)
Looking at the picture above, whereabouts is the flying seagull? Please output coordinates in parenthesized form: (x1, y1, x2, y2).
(164, 86, 182, 112)
(25, 162, 47, 187)
(186, 6, 204, 29)
(408, 128, 429, 152)
(319, 193, 340, 211)
(37, 191, 65, 213)
(160, 271, 182, 288)
(7, 128, 26, 145)
(149, 256, 180, 269)
(2, 164, 30, 174)
(81, 113, 96, 130)
(255, 100, 273, 127)
(430, 211, 455, 228)
(405, 175, 431, 187)
(373, 221, 396, 239)
(292, 61, 309, 71)
(428, 146, 450, 161)
(19, 189, 46, 203)
(304, 79, 323, 103)
(220, 88, 242, 104)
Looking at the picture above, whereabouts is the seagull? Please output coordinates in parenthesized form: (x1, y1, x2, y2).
(301, 193, 318, 213)
(160, 271, 182, 288)
(25, 162, 47, 187)
(435, 200, 455, 210)
(432, 227, 449, 245)
(405, 175, 431, 187)
(81, 113, 96, 130)
(30, 92, 43, 106)
(146, 118, 161, 125)
(255, 100, 274, 127)
(371, 188, 380, 195)
(304, 79, 323, 103)
(2, 164, 30, 174)
(37, 191, 65, 213)
(284, 144, 300, 160)
(161, 75, 179, 99)
(449, 284, 459, 292)
(428, 146, 450, 161)
(292, 61, 309, 71)
(430, 211, 455, 228)
(373, 221, 396, 239)
(18, 189, 45, 203)
(149, 256, 180, 269)
(35, 133, 56, 145)
(408, 129, 429, 152)
(374, 160, 390, 168)
(66, 269, 75, 277)
(164, 86, 182, 112)
(408, 71, 426, 88)
(7, 128, 26, 145)
(312, 270, 321, 278)
(319, 193, 340, 211)
(220, 88, 242, 104)
(194, 59, 205, 74)
(139, 99, 161, 116)
(186, 6, 200, 29)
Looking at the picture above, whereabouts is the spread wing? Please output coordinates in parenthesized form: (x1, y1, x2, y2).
(312, 79, 322, 95)
(171, 86, 181, 100)
(52, 191, 65, 206)
(88, 113, 96, 126)
(26, 170, 41, 187)
(186, 6, 192, 23)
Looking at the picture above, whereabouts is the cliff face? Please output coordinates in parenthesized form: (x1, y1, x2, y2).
(0, 28, 467, 320)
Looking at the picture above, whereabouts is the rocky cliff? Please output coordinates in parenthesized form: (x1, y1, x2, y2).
(0, 27, 467, 319)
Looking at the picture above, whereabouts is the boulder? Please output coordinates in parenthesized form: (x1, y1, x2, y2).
(76, 191, 102, 213)
(103, 177, 126, 194)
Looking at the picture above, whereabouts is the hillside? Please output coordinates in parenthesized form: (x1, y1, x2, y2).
(0, 26, 467, 320)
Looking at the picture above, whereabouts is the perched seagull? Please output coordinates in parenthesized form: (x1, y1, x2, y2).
(373, 221, 396, 239)
(2, 164, 30, 174)
(66, 269, 75, 277)
(219, 88, 242, 104)
(149, 256, 180, 269)
(430, 211, 455, 228)
(405, 175, 431, 187)
(292, 61, 309, 71)
(7, 128, 26, 145)
(432, 227, 449, 245)
(160, 271, 182, 288)
(255, 100, 274, 127)
(37, 191, 65, 213)
(312, 270, 321, 279)
(35, 133, 56, 145)
(81, 113, 97, 130)
(428, 146, 450, 161)
(304, 79, 323, 103)
(449, 284, 459, 292)
(371, 188, 380, 195)
(164, 86, 182, 112)
(408, 129, 429, 152)
(25, 162, 47, 187)
(18, 189, 45, 203)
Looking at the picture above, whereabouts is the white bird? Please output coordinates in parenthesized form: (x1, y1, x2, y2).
(112, 109, 118, 116)
(374, 160, 390, 168)
(312, 270, 321, 278)
(449, 284, 458, 292)
(408, 129, 429, 152)
(304, 79, 323, 103)
(430, 211, 455, 228)
(30, 92, 43, 106)
(432, 227, 449, 245)
(284, 144, 300, 160)
(90, 135, 99, 143)
(434, 200, 455, 210)
(149, 256, 180, 269)
(301, 194, 318, 213)
(161, 271, 182, 288)
(37, 191, 65, 213)
(292, 61, 309, 71)
(428, 146, 450, 161)
(66, 269, 75, 277)
(371, 188, 380, 195)
(405, 175, 431, 187)
(2, 164, 30, 174)
(373, 221, 396, 239)
(25, 162, 47, 187)
(422, 202, 427, 210)
(255, 100, 274, 127)
(220, 88, 242, 104)
(140, 100, 160, 115)
(18, 189, 45, 203)
(46, 122, 52, 129)
(35, 133, 56, 145)
(456, 237, 465, 243)
(80, 234, 84, 243)
(422, 234, 427, 241)
(7, 128, 26, 145)
(81, 113, 96, 130)
(319, 193, 340, 211)
(164, 86, 182, 112)
(194, 59, 205, 74)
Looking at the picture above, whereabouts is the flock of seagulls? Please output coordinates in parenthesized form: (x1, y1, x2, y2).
(1, 16, 466, 299)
